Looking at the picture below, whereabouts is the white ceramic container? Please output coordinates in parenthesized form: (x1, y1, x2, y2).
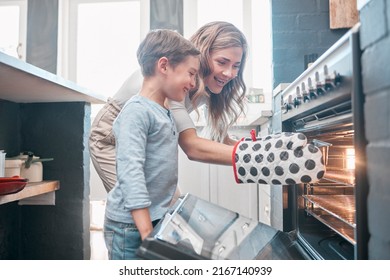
(4, 159, 23, 177)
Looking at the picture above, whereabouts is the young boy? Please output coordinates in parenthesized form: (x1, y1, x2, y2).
(103, 29, 200, 260)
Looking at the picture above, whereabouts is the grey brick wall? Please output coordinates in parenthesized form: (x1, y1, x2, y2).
(271, 0, 348, 88)
(19, 103, 91, 260)
(360, 0, 390, 260)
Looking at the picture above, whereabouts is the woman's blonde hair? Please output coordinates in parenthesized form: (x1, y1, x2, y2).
(189, 21, 248, 142)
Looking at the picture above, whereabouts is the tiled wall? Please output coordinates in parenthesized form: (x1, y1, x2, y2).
(271, 0, 348, 89)
(359, 0, 390, 260)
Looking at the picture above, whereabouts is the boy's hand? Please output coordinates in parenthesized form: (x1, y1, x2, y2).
(131, 208, 153, 240)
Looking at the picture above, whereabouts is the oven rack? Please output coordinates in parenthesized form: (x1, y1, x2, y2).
(310, 179, 353, 187)
(306, 184, 354, 196)
(323, 169, 355, 186)
(303, 194, 356, 244)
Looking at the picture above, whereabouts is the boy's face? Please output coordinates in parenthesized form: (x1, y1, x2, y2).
(164, 56, 200, 102)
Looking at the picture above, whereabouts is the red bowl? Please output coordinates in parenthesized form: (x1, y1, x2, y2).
(0, 176, 28, 195)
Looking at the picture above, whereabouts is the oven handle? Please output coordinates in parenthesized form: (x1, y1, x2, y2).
(311, 139, 332, 165)
(311, 139, 332, 148)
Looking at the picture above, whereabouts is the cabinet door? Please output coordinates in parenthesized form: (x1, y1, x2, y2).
(178, 148, 258, 220)
(0, 0, 27, 60)
(178, 148, 210, 201)
(210, 164, 258, 220)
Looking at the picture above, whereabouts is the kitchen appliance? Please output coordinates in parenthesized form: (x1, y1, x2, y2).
(277, 23, 367, 260)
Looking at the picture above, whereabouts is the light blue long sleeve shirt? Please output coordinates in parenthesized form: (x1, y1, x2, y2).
(105, 95, 178, 224)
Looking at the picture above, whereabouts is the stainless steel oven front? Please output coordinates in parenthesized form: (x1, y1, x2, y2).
(278, 24, 369, 260)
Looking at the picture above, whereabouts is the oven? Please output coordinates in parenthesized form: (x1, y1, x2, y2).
(278, 23, 369, 260)
(136, 24, 368, 260)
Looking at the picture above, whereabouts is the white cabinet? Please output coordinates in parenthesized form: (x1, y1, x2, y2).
(178, 148, 210, 201)
(209, 164, 258, 220)
(258, 184, 271, 226)
(178, 141, 259, 221)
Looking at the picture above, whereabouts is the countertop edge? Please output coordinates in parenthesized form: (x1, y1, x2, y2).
(0, 51, 106, 104)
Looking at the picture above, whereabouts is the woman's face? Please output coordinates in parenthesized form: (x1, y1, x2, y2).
(204, 47, 243, 94)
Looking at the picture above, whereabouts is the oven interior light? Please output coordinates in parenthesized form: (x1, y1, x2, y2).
(346, 148, 355, 170)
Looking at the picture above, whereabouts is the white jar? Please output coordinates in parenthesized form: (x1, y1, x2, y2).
(5, 159, 23, 177)
(0, 150, 5, 177)
(21, 161, 43, 182)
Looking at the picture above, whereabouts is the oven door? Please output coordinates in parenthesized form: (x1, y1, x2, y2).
(283, 101, 362, 260)
(137, 193, 310, 260)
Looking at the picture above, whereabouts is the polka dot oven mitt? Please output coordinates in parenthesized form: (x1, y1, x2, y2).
(233, 132, 325, 185)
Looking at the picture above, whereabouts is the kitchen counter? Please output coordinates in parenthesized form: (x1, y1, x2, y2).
(0, 51, 105, 104)
(0, 51, 98, 259)
(0, 51, 103, 205)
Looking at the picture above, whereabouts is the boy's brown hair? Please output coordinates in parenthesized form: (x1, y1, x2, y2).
(137, 29, 200, 77)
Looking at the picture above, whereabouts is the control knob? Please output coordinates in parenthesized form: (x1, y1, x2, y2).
(301, 82, 310, 103)
(282, 95, 294, 113)
(334, 71, 342, 85)
(294, 86, 302, 107)
(315, 71, 325, 96)
(308, 77, 318, 99)
(324, 65, 334, 91)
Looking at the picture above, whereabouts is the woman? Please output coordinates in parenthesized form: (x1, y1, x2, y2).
(89, 21, 325, 193)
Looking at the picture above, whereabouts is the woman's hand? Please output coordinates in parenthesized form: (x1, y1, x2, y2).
(223, 135, 238, 146)
(232, 132, 325, 185)
(179, 128, 233, 164)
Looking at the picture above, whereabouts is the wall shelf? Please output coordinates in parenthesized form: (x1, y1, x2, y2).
(0, 180, 59, 205)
